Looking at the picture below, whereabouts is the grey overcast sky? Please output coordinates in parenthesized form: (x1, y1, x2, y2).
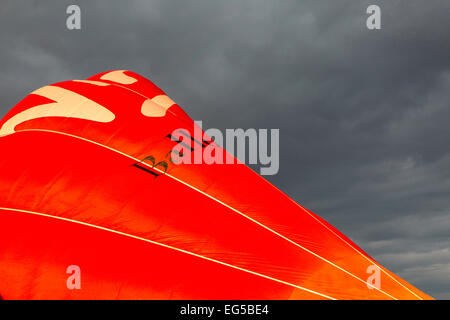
(1, 0, 449, 298)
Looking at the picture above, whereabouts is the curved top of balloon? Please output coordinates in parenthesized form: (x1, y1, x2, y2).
(0, 70, 432, 299)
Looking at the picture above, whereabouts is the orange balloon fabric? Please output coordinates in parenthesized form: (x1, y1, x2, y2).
(0, 70, 432, 300)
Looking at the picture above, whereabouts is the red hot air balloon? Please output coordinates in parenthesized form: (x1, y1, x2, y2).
(0, 70, 432, 300)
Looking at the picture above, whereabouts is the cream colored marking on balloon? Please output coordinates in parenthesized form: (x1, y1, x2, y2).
(141, 99, 167, 117)
(152, 95, 176, 109)
(100, 70, 138, 84)
(72, 80, 110, 86)
(0, 206, 336, 300)
(0, 86, 115, 137)
(92, 79, 185, 122)
(141, 95, 176, 117)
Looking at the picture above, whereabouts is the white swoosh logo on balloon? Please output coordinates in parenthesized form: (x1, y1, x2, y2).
(100, 70, 138, 84)
(141, 95, 176, 117)
(0, 85, 116, 136)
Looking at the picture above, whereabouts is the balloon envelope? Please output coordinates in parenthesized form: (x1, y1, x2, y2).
(0, 70, 432, 299)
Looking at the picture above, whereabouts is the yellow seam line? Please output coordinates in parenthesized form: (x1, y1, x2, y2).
(8, 128, 396, 299)
(246, 166, 424, 300)
(0, 206, 335, 300)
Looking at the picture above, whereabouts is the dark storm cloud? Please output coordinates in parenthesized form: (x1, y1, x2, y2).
(1, 0, 449, 298)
